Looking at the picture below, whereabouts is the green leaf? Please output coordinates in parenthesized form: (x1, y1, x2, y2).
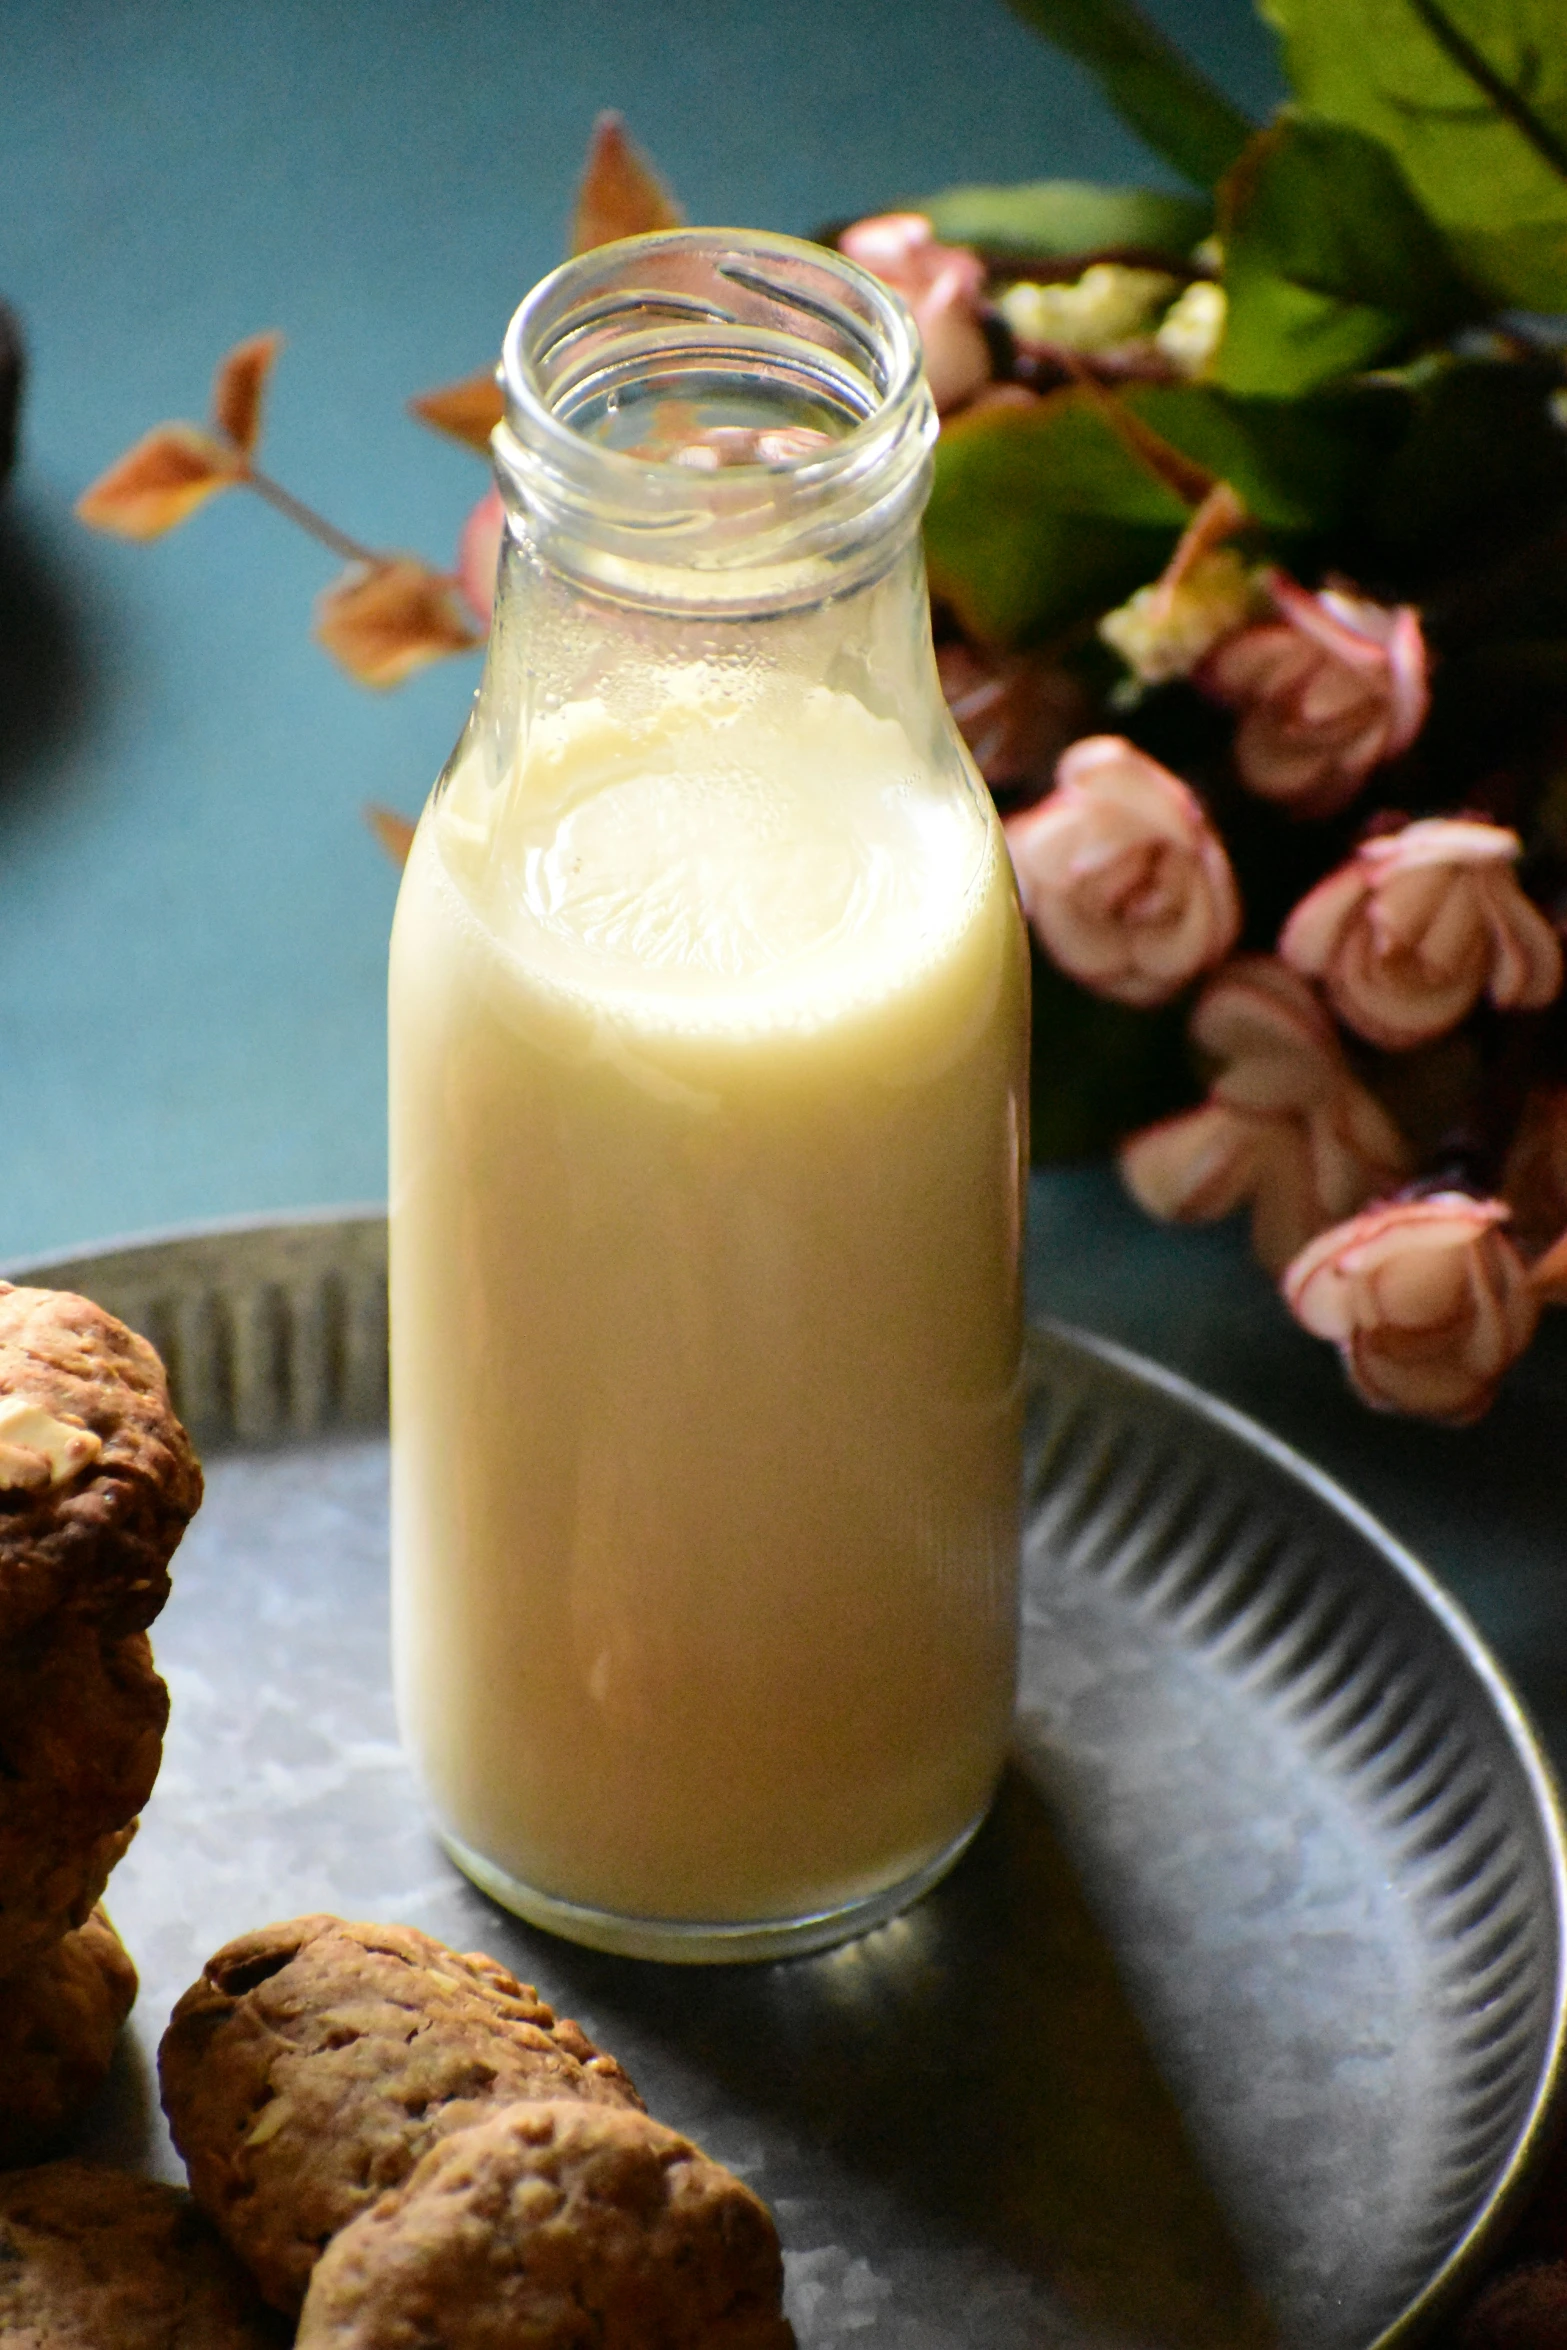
(926, 390, 1188, 646)
(1123, 382, 1406, 536)
(1215, 116, 1483, 395)
(1259, 0, 1567, 310)
(924, 380, 1403, 647)
(1004, 0, 1255, 189)
(918, 179, 1210, 263)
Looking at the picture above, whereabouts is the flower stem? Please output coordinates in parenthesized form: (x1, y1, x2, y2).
(244, 466, 382, 566)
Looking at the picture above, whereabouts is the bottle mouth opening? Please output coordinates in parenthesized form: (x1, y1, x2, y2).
(494, 229, 935, 610)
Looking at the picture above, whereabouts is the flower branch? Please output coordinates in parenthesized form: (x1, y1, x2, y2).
(73, 61, 1567, 1439)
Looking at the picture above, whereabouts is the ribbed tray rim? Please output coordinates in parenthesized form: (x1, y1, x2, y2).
(0, 1199, 388, 1285)
(1027, 1322, 1567, 2346)
(5, 1207, 1564, 2347)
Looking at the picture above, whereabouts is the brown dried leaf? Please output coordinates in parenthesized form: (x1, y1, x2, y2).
(314, 558, 483, 687)
(408, 368, 505, 453)
(76, 423, 244, 539)
(212, 330, 283, 456)
(364, 803, 416, 865)
(571, 112, 682, 255)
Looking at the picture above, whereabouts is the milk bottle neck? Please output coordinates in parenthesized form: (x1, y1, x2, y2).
(456, 230, 961, 789)
(490, 227, 938, 620)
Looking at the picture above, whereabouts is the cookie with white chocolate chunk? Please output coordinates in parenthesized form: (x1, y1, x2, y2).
(0, 1907, 138, 2166)
(160, 1915, 644, 2314)
(0, 1617, 168, 1977)
(296, 2100, 796, 2350)
(0, 1282, 203, 1645)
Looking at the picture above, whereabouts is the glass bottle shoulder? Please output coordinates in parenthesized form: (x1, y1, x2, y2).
(405, 666, 1015, 1038)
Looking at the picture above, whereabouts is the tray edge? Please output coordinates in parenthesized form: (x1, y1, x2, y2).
(7, 1213, 1565, 2345)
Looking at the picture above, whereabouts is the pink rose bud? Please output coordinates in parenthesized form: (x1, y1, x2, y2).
(1282, 1194, 1538, 1423)
(1280, 817, 1564, 1050)
(1197, 570, 1430, 817)
(1004, 736, 1240, 1008)
(838, 213, 992, 414)
(1502, 1084, 1567, 1259)
(936, 639, 1086, 796)
(1532, 1224, 1567, 1306)
(1121, 1101, 1322, 1276)
(1119, 956, 1409, 1271)
(456, 485, 506, 626)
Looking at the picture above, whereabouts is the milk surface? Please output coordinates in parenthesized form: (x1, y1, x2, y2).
(389, 671, 1028, 1925)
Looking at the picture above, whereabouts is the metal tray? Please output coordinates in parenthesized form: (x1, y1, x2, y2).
(7, 1208, 1565, 2350)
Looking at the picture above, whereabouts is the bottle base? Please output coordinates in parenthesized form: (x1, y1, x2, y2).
(439, 1811, 988, 1964)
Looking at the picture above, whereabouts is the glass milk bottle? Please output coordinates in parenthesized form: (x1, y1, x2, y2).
(389, 229, 1029, 1961)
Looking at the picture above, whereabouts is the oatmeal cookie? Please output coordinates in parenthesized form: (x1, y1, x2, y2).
(0, 2159, 286, 2348)
(0, 1907, 138, 2166)
(0, 1282, 203, 1645)
(0, 1619, 168, 1976)
(160, 1915, 643, 2312)
(296, 2099, 795, 2350)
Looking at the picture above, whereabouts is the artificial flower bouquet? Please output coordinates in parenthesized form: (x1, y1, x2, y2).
(78, 0, 1567, 1424)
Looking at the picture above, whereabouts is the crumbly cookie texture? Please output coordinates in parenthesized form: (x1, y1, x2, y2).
(0, 1619, 168, 1976)
(159, 1915, 644, 2313)
(0, 2160, 287, 2350)
(296, 2100, 796, 2350)
(0, 1282, 203, 1646)
(0, 1907, 138, 2166)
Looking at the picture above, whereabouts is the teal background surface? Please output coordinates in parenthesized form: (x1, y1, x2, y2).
(0, 0, 1278, 1257)
(6, 0, 1564, 1763)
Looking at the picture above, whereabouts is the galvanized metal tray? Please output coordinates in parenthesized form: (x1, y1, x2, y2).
(7, 1208, 1565, 2350)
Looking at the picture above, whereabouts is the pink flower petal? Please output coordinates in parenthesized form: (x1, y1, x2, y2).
(1360, 817, 1520, 876)
(1382, 606, 1431, 754)
(1281, 1195, 1533, 1422)
(1266, 571, 1389, 672)
(1283, 823, 1560, 1049)
(1530, 1224, 1567, 1303)
(1477, 869, 1564, 1010)
(1201, 573, 1430, 814)
(456, 485, 506, 626)
(1008, 739, 1238, 1007)
(1193, 955, 1335, 1074)
(1122, 954, 1409, 1275)
(1198, 624, 1311, 706)
(1119, 1103, 1265, 1223)
(1322, 1088, 1409, 1200)
(1279, 865, 1371, 978)
(1246, 1125, 1327, 1275)
(839, 213, 989, 413)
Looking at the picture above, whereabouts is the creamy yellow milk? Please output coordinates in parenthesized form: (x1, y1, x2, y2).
(390, 669, 1028, 1927)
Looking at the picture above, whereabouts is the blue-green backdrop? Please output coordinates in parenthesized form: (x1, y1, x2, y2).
(0, 0, 1280, 1254)
(7, 2, 1566, 1765)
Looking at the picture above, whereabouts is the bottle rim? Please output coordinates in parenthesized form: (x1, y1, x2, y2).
(493, 227, 937, 612)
